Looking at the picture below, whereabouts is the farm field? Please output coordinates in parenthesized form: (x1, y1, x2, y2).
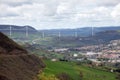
(38, 60, 116, 80)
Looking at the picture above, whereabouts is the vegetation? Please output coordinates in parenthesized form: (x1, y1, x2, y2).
(0, 32, 45, 80)
(56, 72, 72, 80)
(24, 42, 65, 66)
(37, 73, 58, 80)
(38, 60, 116, 80)
(116, 73, 120, 80)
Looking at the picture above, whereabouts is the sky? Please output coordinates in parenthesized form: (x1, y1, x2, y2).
(0, 0, 120, 30)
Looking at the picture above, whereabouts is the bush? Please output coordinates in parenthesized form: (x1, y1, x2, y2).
(79, 71, 84, 80)
(37, 73, 59, 80)
(116, 73, 120, 80)
(56, 72, 72, 80)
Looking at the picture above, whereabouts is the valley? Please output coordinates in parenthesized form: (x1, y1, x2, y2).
(1, 0, 120, 80)
(0, 25, 120, 80)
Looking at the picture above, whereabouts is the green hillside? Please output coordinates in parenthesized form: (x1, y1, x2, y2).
(38, 60, 116, 80)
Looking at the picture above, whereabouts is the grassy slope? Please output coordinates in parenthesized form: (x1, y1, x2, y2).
(76, 65, 116, 80)
(31, 49, 63, 59)
(42, 60, 116, 80)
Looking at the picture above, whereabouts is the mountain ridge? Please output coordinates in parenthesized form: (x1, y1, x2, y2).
(39, 26, 120, 37)
(0, 25, 37, 33)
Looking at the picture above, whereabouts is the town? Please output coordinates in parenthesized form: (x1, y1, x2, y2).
(48, 39, 120, 68)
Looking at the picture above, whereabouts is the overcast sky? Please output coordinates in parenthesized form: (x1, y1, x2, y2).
(0, 0, 120, 30)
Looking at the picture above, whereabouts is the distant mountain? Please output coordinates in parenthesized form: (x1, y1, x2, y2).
(38, 30, 120, 48)
(94, 30, 120, 42)
(0, 32, 45, 80)
(81, 30, 120, 45)
(39, 26, 120, 37)
(0, 25, 37, 33)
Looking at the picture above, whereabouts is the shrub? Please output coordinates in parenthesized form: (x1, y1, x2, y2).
(116, 73, 120, 80)
(56, 72, 72, 80)
(79, 71, 84, 80)
(37, 73, 59, 80)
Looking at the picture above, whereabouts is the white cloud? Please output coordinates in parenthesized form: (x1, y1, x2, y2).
(111, 3, 120, 20)
(0, 0, 120, 29)
(0, 4, 20, 17)
(96, 0, 120, 6)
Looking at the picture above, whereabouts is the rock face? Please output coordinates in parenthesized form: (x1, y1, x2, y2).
(0, 32, 45, 80)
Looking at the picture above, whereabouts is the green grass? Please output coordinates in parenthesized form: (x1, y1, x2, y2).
(44, 60, 79, 80)
(31, 49, 63, 59)
(42, 60, 116, 80)
(75, 65, 116, 80)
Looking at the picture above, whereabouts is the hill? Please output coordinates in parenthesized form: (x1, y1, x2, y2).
(0, 25, 37, 33)
(0, 32, 27, 55)
(39, 26, 120, 37)
(0, 25, 40, 43)
(35, 30, 120, 48)
(93, 30, 120, 43)
(0, 32, 45, 80)
(38, 60, 116, 80)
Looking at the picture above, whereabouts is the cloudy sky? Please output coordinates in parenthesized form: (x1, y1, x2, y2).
(0, 0, 120, 29)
